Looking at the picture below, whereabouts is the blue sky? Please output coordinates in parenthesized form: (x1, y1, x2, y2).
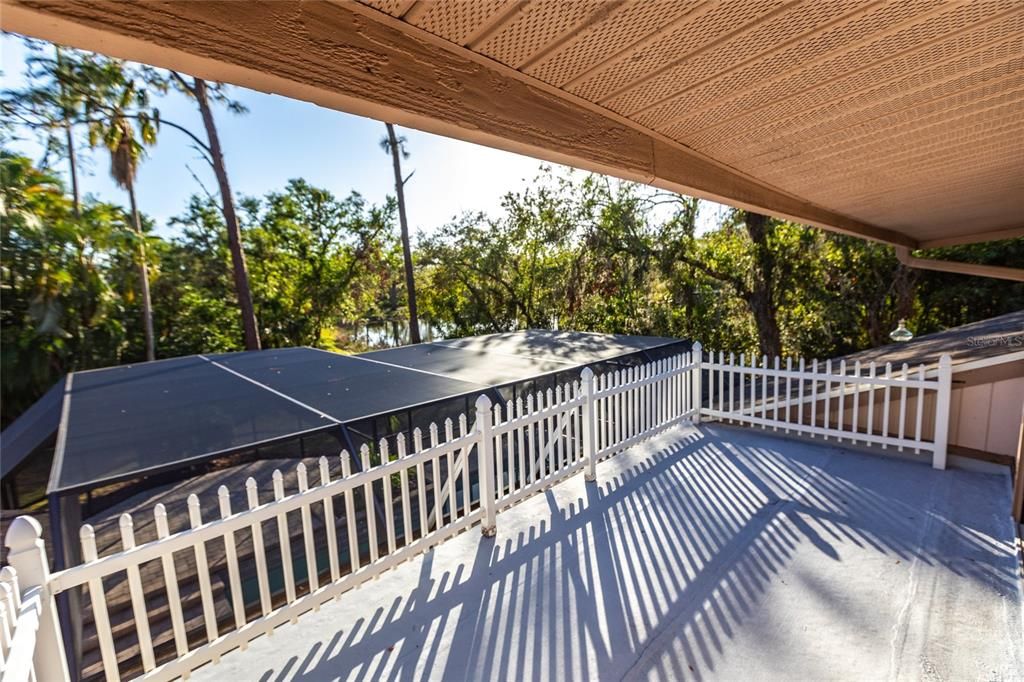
(2, 34, 725, 239)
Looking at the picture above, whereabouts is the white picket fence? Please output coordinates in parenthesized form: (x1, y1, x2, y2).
(701, 351, 952, 469)
(2, 523, 67, 682)
(0, 344, 953, 682)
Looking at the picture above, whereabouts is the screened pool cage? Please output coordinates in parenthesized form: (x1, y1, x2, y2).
(2, 331, 689, 567)
(1, 331, 689, 679)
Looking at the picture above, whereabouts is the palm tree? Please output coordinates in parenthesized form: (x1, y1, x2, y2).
(107, 117, 155, 361)
(381, 123, 421, 344)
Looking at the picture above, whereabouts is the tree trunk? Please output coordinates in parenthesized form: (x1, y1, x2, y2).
(55, 47, 81, 217)
(743, 211, 783, 359)
(127, 178, 155, 361)
(194, 77, 261, 350)
(386, 123, 421, 344)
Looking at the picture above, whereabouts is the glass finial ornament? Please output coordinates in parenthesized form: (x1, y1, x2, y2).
(889, 318, 914, 342)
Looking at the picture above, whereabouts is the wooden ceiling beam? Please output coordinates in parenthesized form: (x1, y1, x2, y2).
(919, 227, 1024, 250)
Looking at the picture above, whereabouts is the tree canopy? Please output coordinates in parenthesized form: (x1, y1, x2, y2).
(3, 40, 1022, 429)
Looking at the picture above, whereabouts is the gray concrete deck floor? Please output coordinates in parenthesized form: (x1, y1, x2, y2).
(194, 423, 1023, 681)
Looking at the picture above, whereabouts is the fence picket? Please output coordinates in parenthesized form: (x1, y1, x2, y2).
(118, 513, 155, 672)
(797, 358, 805, 428)
(340, 453, 360, 573)
(153, 504, 187, 657)
(898, 363, 909, 451)
(80, 525, 119, 682)
(361, 446, 379, 562)
(319, 458, 341, 582)
(217, 486, 247, 630)
(380, 440, 397, 556)
(852, 361, 861, 438)
(296, 464, 320, 595)
(823, 360, 832, 440)
(882, 363, 893, 449)
(245, 478, 272, 616)
(397, 436, 413, 546)
(560, 384, 569, 465)
(272, 470, 297, 607)
(761, 355, 768, 428)
(784, 357, 792, 433)
(0, 579, 11, 668)
(516, 398, 526, 493)
(459, 414, 471, 515)
(486, 410, 500, 499)
(810, 360, 818, 435)
(187, 494, 220, 642)
(413, 430, 427, 540)
(866, 362, 876, 439)
(772, 356, 780, 432)
(526, 394, 537, 483)
(914, 364, 926, 454)
(837, 360, 846, 442)
(430, 424, 443, 530)
(450, 417, 462, 518)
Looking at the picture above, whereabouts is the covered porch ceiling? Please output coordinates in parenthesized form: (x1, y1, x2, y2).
(3, 0, 1023, 249)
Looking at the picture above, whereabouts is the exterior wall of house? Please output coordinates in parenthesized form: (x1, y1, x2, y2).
(948, 363, 1024, 457)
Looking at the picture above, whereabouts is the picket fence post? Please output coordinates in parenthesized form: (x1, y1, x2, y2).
(932, 353, 953, 470)
(476, 394, 498, 537)
(4, 516, 70, 682)
(692, 341, 703, 423)
(581, 367, 597, 482)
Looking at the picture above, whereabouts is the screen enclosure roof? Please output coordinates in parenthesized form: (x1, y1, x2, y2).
(39, 331, 682, 494)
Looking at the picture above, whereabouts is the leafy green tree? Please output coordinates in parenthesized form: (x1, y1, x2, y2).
(1, 153, 133, 425)
(167, 181, 396, 349)
(0, 41, 112, 215)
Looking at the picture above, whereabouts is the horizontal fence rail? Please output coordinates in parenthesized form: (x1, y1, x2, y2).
(2, 342, 955, 681)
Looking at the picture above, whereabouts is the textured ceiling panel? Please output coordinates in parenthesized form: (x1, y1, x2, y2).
(691, 40, 1024, 157)
(362, 0, 1023, 246)
(475, 1, 608, 66)
(524, 0, 704, 86)
(357, 0, 416, 18)
(407, 0, 509, 45)
(764, 88, 1024, 183)
(9, 0, 1020, 247)
(568, 0, 790, 102)
(606, 0, 876, 118)
(629, 0, 949, 127)
(664, 4, 1024, 146)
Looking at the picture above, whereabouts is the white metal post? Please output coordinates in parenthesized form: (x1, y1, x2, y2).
(692, 341, 703, 423)
(4, 516, 70, 682)
(932, 353, 953, 470)
(581, 367, 597, 482)
(476, 394, 498, 537)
